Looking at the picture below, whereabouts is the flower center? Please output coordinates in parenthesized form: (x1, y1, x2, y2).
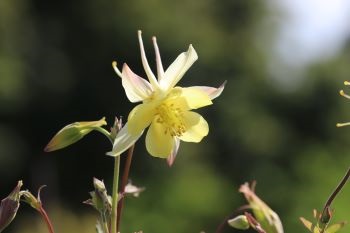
(155, 102, 186, 137)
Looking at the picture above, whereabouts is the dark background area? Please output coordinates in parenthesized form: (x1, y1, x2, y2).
(1, 0, 350, 232)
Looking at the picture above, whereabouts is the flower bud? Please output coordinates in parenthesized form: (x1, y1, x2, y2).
(0, 181, 22, 232)
(110, 116, 123, 140)
(84, 178, 112, 215)
(45, 117, 107, 152)
(20, 190, 41, 211)
(239, 182, 284, 233)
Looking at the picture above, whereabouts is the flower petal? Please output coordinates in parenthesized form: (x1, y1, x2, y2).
(191, 81, 226, 100)
(167, 138, 180, 166)
(107, 123, 143, 157)
(120, 64, 153, 103)
(160, 44, 198, 91)
(179, 112, 209, 142)
(179, 87, 212, 110)
(127, 102, 156, 135)
(146, 120, 175, 158)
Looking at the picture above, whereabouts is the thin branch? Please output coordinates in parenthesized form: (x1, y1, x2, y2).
(39, 206, 55, 233)
(322, 167, 350, 214)
(319, 166, 350, 233)
(117, 144, 135, 232)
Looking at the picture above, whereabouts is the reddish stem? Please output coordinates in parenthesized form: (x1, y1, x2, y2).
(321, 166, 350, 216)
(39, 206, 55, 233)
(319, 166, 350, 233)
(117, 144, 135, 232)
(244, 212, 266, 233)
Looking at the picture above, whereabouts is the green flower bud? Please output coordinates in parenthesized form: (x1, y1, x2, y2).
(20, 190, 41, 211)
(84, 178, 111, 215)
(45, 117, 107, 152)
(228, 215, 250, 230)
(0, 181, 22, 232)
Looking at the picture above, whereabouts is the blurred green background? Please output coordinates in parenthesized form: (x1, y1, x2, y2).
(1, 0, 350, 232)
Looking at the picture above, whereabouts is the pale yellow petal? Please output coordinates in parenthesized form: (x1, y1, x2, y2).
(191, 81, 226, 100)
(160, 45, 198, 91)
(167, 138, 180, 166)
(179, 87, 212, 110)
(107, 123, 143, 157)
(121, 64, 153, 102)
(127, 103, 156, 135)
(179, 112, 209, 142)
(146, 120, 175, 158)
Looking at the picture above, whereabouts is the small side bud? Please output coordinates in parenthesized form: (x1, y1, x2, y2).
(45, 117, 107, 152)
(228, 215, 250, 230)
(239, 182, 284, 233)
(110, 117, 123, 140)
(20, 190, 41, 211)
(84, 178, 112, 215)
(0, 181, 23, 232)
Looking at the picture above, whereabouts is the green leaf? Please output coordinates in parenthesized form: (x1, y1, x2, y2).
(300, 217, 321, 233)
(325, 222, 347, 233)
(228, 215, 250, 230)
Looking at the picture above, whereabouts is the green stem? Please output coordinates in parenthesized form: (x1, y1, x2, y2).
(111, 156, 121, 233)
(95, 127, 114, 144)
(100, 213, 110, 233)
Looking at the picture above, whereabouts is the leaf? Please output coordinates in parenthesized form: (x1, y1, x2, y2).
(325, 221, 347, 233)
(95, 220, 104, 233)
(300, 217, 321, 233)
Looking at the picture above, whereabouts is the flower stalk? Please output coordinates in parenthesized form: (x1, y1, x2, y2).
(318, 166, 350, 233)
(110, 156, 120, 233)
(117, 144, 135, 231)
(38, 206, 55, 233)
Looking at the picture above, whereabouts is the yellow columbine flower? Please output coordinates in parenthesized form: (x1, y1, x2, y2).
(107, 30, 225, 165)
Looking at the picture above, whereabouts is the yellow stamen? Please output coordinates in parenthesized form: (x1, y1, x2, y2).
(340, 90, 350, 99)
(336, 122, 350, 127)
(155, 103, 186, 137)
